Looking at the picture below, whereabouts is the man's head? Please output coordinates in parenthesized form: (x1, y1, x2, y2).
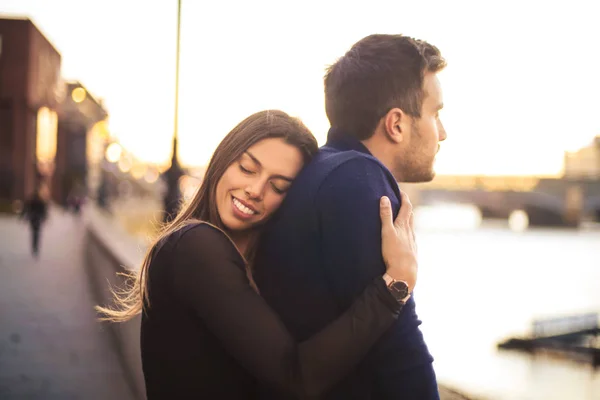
(324, 34, 447, 182)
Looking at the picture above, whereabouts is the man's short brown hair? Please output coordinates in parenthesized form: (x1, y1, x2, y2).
(324, 34, 446, 140)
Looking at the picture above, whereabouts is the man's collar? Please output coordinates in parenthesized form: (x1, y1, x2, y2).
(325, 128, 372, 155)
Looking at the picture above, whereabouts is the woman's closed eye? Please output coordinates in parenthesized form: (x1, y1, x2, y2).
(270, 182, 288, 195)
(239, 164, 255, 175)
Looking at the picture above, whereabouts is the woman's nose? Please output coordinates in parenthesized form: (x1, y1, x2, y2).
(245, 180, 265, 200)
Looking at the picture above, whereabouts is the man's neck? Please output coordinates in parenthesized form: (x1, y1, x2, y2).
(360, 137, 397, 176)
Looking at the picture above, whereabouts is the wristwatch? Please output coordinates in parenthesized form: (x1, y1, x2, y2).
(383, 273, 411, 304)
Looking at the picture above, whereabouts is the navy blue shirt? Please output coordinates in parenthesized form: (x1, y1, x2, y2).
(255, 129, 439, 399)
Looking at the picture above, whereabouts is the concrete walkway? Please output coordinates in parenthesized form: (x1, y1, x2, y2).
(0, 209, 134, 400)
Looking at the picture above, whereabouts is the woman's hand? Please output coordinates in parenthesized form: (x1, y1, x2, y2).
(379, 192, 417, 294)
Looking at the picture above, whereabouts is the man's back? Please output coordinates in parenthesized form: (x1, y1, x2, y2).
(255, 133, 438, 399)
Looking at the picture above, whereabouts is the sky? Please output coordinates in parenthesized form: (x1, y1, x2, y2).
(1, 0, 599, 176)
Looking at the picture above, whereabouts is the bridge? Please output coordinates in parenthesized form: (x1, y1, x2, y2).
(404, 175, 600, 227)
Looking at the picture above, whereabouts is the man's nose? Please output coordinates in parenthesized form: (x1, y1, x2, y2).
(438, 121, 447, 142)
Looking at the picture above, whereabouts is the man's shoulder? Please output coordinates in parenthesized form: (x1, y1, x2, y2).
(274, 146, 398, 219)
(314, 147, 383, 171)
(297, 147, 391, 189)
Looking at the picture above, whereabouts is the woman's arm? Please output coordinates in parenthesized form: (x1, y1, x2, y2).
(170, 223, 401, 399)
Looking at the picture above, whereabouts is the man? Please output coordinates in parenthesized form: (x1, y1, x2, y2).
(255, 34, 447, 399)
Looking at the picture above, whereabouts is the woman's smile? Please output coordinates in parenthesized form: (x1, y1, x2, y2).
(231, 196, 258, 220)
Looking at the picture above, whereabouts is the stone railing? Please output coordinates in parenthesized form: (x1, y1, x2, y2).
(84, 204, 149, 400)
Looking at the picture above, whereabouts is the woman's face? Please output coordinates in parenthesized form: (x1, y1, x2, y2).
(215, 138, 304, 232)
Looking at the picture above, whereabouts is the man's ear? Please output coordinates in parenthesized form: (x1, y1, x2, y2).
(383, 108, 408, 144)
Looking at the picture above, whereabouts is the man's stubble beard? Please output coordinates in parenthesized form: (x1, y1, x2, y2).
(395, 124, 436, 183)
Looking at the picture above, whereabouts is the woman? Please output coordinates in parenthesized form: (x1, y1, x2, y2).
(98, 110, 418, 399)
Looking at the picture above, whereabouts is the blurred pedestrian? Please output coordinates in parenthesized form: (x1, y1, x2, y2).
(21, 188, 48, 257)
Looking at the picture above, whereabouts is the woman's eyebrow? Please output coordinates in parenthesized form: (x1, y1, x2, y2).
(244, 151, 262, 168)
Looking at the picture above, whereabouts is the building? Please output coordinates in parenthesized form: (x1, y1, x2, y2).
(564, 136, 600, 179)
(0, 17, 62, 207)
(53, 81, 107, 206)
(0, 17, 108, 209)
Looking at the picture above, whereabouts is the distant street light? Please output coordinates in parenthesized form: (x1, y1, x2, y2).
(105, 142, 123, 163)
(71, 87, 86, 103)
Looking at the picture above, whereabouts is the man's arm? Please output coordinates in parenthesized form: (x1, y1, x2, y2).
(316, 157, 439, 399)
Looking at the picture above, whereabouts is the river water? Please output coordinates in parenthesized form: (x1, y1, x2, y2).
(413, 204, 600, 400)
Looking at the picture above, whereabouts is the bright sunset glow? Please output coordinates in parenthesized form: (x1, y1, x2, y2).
(3, 0, 599, 176)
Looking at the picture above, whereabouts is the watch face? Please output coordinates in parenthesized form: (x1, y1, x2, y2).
(390, 281, 409, 301)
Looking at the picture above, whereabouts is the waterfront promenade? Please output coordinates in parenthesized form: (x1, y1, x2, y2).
(0, 207, 470, 400)
(0, 209, 134, 399)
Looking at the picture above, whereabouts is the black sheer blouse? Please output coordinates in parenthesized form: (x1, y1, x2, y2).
(141, 222, 400, 399)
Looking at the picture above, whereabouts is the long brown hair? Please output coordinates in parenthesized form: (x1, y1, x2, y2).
(97, 110, 318, 322)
